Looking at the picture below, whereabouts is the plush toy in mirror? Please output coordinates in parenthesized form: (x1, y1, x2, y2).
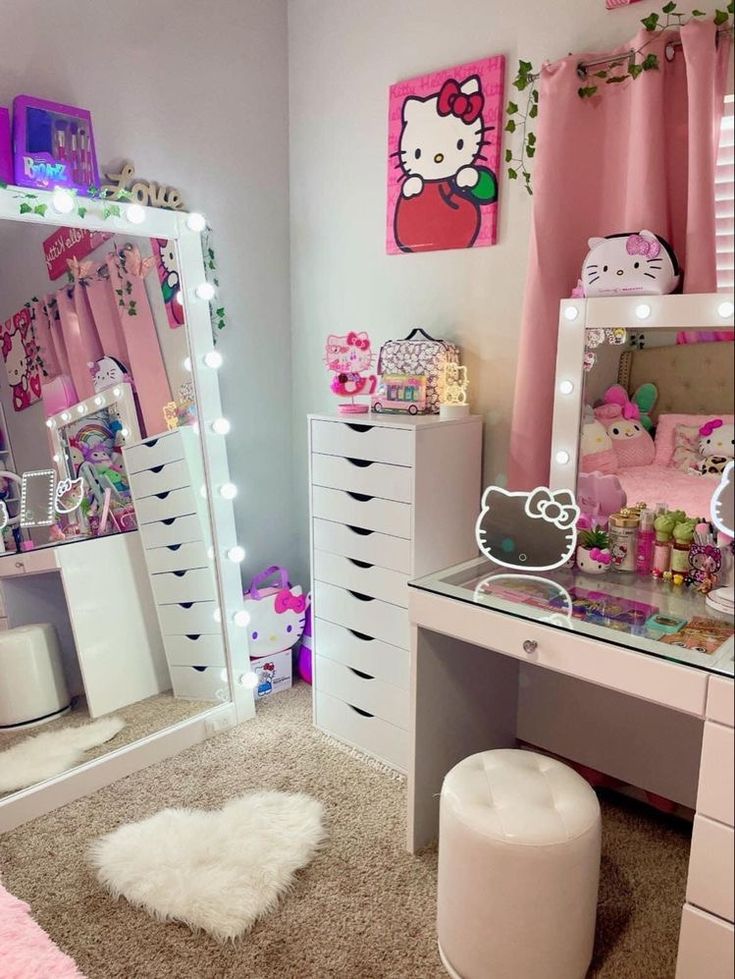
(573, 230, 680, 298)
(696, 419, 735, 476)
(594, 384, 656, 468)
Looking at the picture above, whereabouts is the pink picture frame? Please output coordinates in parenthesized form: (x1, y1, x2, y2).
(387, 55, 505, 255)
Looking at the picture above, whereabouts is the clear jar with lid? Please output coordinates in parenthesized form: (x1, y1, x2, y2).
(609, 509, 639, 573)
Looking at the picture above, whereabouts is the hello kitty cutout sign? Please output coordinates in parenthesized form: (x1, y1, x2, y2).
(387, 56, 505, 254)
(324, 331, 377, 414)
(1, 307, 42, 412)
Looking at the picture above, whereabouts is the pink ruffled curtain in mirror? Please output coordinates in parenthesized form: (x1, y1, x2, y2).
(32, 245, 172, 436)
(509, 20, 731, 491)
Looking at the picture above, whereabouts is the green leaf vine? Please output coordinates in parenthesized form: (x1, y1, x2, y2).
(201, 227, 227, 340)
(506, 1, 734, 194)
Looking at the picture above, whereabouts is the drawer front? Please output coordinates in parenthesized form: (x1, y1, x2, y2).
(0, 557, 26, 578)
(316, 655, 408, 729)
(311, 420, 412, 466)
(315, 619, 409, 688)
(145, 541, 211, 574)
(135, 487, 198, 525)
(164, 634, 226, 668)
(139, 514, 208, 549)
(314, 550, 408, 608)
(151, 568, 217, 605)
(707, 677, 735, 728)
(311, 486, 411, 539)
(687, 816, 734, 922)
(676, 905, 734, 979)
(315, 690, 408, 772)
(129, 459, 192, 499)
(316, 581, 408, 650)
(697, 721, 734, 826)
(158, 601, 220, 635)
(311, 454, 412, 503)
(124, 433, 184, 474)
(170, 665, 226, 701)
(312, 518, 411, 574)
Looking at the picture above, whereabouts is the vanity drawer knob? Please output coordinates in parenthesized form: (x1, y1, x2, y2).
(523, 640, 538, 655)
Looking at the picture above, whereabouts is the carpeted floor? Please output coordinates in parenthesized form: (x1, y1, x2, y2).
(0, 692, 212, 799)
(0, 683, 691, 979)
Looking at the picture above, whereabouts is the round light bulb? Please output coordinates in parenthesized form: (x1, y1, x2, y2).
(76, 404, 86, 415)
(234, 609, 251, 628)
(559, 380, 574, 395)
(220, 482, 238, 500)
(94, 395, 104, 407)
(717, 300, 734, 319)
(240, 671, 259, 690)
(227, 545, 246, 563)
(46, 418, 56, 428)
(207, 546, 215, 560)
(61, 412, 71, 422)
(175, 290, 184, 306)
(213, 608, 222, 624)
(127, 203, 146, 224)
(51, 188, 75, 214)
(112, 387, 122, 397)
(204, 350, 223, 369)
(196, 282, 216, 302)
(53, 454, 60, 463)
(635, 303, 652, 320)
(564, 306, 579, 321)
(120, 428, 129, 439)
(211, 418, 231, 435)
(183, 357, 192, 373)
(192, 422, 200, 435)
(200, 485, 208, 499)
(187, 212, 207, 233)
(555, 450, 571, 465)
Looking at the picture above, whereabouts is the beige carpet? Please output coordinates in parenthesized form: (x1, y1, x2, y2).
(0, 683, 691, 979)
(0, 692, 212, 799)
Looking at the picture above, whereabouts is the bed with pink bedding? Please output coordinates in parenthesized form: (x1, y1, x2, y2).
(616, 465, 719, 518)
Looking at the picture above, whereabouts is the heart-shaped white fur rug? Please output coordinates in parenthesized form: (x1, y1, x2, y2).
(89, 791, 326, 941)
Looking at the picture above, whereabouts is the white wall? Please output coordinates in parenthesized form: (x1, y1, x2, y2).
(0, 0, 294, 581)
(287, 0, 728, 583)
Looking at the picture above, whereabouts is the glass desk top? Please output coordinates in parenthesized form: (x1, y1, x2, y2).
(410, 559, 734, 678)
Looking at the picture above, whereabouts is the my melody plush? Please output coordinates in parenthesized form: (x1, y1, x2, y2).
(695, 419, 735, 476)
(593, 385, 656, 469)
(573, 229, 681, 298)
(579, 407, 618, 475)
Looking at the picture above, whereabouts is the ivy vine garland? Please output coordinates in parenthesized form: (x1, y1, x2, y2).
(506, 1, 734, 194)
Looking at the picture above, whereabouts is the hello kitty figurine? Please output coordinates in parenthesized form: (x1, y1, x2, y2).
(574, 230, 680, 298)
(393, 75, 497, 253)
(324, 331, 377, 414)
(244, 566, 307, 659)
(89, 356, 133, 394)
(696, 419, 735, 476)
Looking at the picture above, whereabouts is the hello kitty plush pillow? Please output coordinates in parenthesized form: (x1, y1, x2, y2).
(654, 414, 735, 467)
(575, 230, 680, 298)
(243, 566, 306, 659)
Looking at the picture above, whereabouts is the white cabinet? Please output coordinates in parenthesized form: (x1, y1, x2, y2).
(124, 428, 225, 701)
(309, 413, 482, 772)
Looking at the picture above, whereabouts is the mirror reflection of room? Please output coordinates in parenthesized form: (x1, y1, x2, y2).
(0, 222, 228, 797)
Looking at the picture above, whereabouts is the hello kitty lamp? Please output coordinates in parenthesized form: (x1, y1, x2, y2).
(475, 485, 580, 572)
(439, 363, 470, 419)
(324, 331, 377, 414)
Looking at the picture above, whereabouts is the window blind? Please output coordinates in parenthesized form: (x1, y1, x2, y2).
(716, 95, 734, 293)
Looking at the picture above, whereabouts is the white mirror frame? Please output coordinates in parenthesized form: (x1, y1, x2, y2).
(550, 292, 735, 492)
(0, 185, 254, 830)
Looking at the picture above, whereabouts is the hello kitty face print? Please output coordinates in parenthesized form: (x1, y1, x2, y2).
(577, 230, 680, 298)
(324, 332, 373, 374)
(698, 420, 735, 475)
(246, 585, 307, 658)
(90, 356, 131, 393)
(1, 309, 42, 412)
(387, 56, 505, 254)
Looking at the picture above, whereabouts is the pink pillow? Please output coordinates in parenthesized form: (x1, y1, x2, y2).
(654, 413, 735, 467)
(669, 424, 702, 471)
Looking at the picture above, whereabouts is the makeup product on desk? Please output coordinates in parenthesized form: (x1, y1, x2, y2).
(12, 95, 99, 193)
(609, 508, 639, 573)
(635, 508, 656, 576)
(653, 511, 678, 576)
(672, 518, 697, 575)
(645, 612, 687, 638)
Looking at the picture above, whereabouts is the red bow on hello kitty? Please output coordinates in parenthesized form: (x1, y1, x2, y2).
(346, 331, 370, 351)
(626, 234, 661, 259)
(699, 418, 723, 437)
(437, 79, 484, 124)
(274, 589, 306, 615)
(589, 547, 612, 565)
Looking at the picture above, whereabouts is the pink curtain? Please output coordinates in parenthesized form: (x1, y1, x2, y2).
(508, 20, 731, 490)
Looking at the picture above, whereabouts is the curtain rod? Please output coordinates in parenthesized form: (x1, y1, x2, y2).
(528, 26, 732, 80)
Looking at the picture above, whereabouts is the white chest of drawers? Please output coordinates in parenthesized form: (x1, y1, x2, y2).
(124, 427, 226, 702)
(308, 412, 482, 772)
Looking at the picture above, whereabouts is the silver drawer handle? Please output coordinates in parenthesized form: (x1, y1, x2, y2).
(523, 640, 538, 655)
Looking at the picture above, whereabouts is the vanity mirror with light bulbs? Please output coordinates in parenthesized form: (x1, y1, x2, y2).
(0, 186, 253, 831)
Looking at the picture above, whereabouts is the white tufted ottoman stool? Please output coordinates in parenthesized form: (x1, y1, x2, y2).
(437, 749, 601, 979)
(0, 623, 70, 729)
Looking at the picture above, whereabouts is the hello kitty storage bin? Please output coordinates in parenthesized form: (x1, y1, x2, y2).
(244, 566, 305, 698)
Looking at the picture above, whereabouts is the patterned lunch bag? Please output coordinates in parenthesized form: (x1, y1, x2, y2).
(377, 329, 460, 414)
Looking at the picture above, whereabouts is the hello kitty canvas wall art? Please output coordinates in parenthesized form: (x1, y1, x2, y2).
(387, 56, 505, 254)
(1, 307, 42, 411)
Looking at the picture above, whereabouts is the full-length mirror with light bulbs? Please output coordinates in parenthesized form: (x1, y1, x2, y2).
(0, 188, 253, 825)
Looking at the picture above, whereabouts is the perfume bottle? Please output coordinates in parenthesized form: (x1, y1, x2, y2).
(636, 509, 656, 576)
(609, 509, 639, 573)
(653, 511, 677, 577)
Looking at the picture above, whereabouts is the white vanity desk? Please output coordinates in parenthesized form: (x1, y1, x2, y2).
(407, 561, 734, 979)
(0, 532, 169, 718)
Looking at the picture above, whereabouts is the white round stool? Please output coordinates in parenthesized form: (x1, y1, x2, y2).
(438, 749, 601, 979)
(0, 624, 70, 729)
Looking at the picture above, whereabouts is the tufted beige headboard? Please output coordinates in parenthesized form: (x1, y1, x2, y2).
(617, 341, 735, 424)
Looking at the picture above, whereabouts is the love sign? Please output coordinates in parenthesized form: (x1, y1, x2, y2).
(102, 161, 185, 210)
